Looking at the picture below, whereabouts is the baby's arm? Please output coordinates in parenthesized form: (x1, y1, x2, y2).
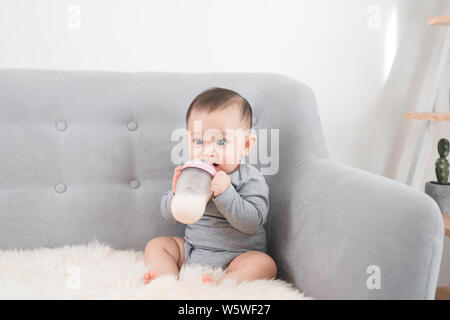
(212, 174, 269, 234)
(160, 190, 179, 224)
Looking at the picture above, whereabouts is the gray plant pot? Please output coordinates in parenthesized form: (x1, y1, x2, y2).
(425, 181, 450, 214)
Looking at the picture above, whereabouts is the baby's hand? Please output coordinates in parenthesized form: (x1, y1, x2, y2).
(172, 166, 183, 193)
(211, 171, 231, 198)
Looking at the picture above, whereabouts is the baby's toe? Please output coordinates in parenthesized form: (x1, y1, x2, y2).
(202, 273, 214, 283)
(143, 271, 158, 284)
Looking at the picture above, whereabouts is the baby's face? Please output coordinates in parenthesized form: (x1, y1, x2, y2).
(186, 105, 255, 174)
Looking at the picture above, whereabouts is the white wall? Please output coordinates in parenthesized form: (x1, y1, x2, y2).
(1, 0, 450, 291)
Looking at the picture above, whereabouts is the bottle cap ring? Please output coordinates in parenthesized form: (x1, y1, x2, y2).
(181, 159, 216, 177)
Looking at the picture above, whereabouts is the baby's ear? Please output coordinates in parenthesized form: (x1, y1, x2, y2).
(243, 133, 257, 158)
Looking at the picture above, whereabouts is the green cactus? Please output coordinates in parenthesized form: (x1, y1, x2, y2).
(435, 138, 450, 185)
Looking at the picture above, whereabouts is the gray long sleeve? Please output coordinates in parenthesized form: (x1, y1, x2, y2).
(212, 173, 269, 234)
(160, 190, 179, 224)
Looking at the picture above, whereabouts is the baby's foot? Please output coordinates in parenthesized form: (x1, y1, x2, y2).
(143, 270, 158, 284)
(202, 273, 214, 284)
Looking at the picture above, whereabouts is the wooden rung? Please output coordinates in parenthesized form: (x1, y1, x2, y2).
(436, 286, 450, 300)
(443, 214, 450, 238)
(428, 14, 450, 26)
(404, 112, 450, 121)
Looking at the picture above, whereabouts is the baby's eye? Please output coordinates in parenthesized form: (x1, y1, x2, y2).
(193, 138, 202, 145)
(216, 139, 227, 146)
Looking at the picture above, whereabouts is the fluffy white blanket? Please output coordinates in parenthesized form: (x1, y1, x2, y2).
(0, 240, 311, 299)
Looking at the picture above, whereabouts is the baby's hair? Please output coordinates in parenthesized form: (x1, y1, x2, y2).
(186, 87, 253, 129)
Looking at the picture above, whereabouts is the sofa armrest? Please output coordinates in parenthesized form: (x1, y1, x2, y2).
(272, 158, 444, 299)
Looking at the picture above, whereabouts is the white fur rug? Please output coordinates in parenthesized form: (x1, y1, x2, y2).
(0, 240, 311, 300)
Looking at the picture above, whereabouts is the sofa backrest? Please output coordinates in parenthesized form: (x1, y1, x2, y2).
(0, 69, 328, 253)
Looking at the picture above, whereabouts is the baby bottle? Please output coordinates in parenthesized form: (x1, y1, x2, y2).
(171, 159, 217, 224)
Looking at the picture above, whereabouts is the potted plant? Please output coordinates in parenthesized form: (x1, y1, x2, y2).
(425, 138, 450, 214)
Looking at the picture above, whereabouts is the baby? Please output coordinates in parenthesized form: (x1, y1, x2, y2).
(143, 87, 277, 285)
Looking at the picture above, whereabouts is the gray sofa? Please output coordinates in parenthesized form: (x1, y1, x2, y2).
(0, 69, 444, 299)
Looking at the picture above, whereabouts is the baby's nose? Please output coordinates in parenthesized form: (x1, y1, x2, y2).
(202, 144, 217, 159)
(202, 142, 215, 153)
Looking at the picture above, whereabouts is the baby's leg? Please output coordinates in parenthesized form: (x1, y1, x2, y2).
(143, 236, 185, 284)
(204, 251, 277, 285)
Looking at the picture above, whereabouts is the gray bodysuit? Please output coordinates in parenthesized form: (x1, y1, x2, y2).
(160, 163, 269, 270)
